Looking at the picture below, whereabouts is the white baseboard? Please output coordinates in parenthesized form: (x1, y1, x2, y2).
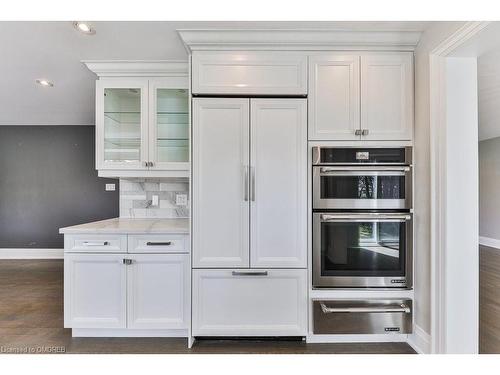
(0, 248, 64, 259)
(407, 325, 431, 354)
(479, 236, 500, 250)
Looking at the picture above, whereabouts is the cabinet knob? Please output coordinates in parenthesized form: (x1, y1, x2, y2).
(362, 129, 369, 136)
(122, 259, 133, 265)
(355, 129, 362, 136)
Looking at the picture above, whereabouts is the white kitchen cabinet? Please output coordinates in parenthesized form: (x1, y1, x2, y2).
(192, 98, 250, 268)
(64, 253, 127, 329)
(250, 99, 307, 268)
(63, 232, 190, 333)
(192, 51, 307, 95)
(148, 78, 190, 171)
(85, 61, 190, 177)
(307, 52, 413, 141)
(192, 98, 307, 269)
(308, 54, 360, 140)
(360, 53, 413, 140)
(127, 254, 189, 329)
(192, 269, 307, 336)
(96, 79, 149, 171)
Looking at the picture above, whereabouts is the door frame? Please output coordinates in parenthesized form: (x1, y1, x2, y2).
(429, 21, 490, 353)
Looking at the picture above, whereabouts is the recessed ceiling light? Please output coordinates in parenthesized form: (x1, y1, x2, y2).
(73, 21, 95, 35)
(36, 79, 54, 87)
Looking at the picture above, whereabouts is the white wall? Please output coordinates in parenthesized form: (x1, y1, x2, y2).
(478, 50, 500, 141)
(413, 21, 467, 336)
(478, 50, 500, 244)
(479, 137, 500, 243)
(444, 57, 479, 353)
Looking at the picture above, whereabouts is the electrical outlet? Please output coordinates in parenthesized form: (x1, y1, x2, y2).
(176, 194, 188, 206)
(151, 194, 159, 206)
(105, 183, 115, 191)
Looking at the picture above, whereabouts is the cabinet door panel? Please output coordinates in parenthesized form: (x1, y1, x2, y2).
(250, 99, 307, 268)
(96, 79, 149, 170)
(148, 77, 190, 171)
(308, 54, 360, 140)
(361, 53, 413, 140)
(192, 269, 307, 336)
(64, 254, 126, 328)
(192, 51, 307, 95)
(192, 98, 250, 268)
(127, 254, 189, 329)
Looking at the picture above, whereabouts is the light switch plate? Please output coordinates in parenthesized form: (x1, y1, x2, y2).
(176, 194, 188, 206)
(105, 183, 115, 191)
(151, 194, 159, 206)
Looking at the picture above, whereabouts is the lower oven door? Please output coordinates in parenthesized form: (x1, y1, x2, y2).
(313, 299, 413, 334)
(312, 166, 412, 210)
(313, 212, 412, 288)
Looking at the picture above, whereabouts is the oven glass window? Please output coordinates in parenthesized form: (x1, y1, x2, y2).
(320, 175, 405, 200)
(320, 220, 405, 276)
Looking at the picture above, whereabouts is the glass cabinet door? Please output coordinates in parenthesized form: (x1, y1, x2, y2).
(149, 81, 189, 168)
(97, 79, 148, 169)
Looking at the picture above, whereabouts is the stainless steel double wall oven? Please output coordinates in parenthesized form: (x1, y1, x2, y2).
(312, 146, 413, 288)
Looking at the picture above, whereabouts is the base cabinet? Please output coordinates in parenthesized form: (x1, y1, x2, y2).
(192, 269, 307, 336)
(127, 254, 189, 329)
(64, 254, 127, 329)
(64, 253, 189, 330)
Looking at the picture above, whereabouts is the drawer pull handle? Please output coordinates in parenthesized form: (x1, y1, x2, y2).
(83, 241, 109, 246)
(320, 303, 411, 314)
(146, 241, 172, 246)
(231, 271, 268, 277)
(123, 259, 133, 265)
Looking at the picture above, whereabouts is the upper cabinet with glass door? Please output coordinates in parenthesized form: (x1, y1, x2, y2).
(148, 79, 189, 171)
(85, 61, 189, 178)
(97, 79, 149, 171)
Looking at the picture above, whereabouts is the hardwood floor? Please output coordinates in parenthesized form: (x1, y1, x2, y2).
(0, 260, 415, 354)
(480, 245, 500, 353)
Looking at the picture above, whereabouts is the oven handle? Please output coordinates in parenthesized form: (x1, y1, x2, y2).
(319, 166, 410, 174)
(320, 302, 411, 314)
(320, 213, 411, 222)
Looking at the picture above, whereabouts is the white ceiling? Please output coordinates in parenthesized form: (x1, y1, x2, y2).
(0, 21, 430, 126)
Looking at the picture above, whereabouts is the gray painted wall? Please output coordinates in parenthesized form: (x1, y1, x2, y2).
(479, 136, 500, 241)
(0, 126, 118, 248)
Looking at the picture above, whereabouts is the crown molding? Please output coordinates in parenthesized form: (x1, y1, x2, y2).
(177, 29, 422, 52)
(83, 60, 188, 77)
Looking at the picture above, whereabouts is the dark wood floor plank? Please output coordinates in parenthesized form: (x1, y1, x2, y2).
(480, 246, 500, 354)
(0, 259, 415, 354)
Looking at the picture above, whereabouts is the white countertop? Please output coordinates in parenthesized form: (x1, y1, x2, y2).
(59, 218, 189, 234)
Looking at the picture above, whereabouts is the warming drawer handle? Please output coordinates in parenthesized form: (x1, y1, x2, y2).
(320, 303, 411, 314)
(232, 271, 268, 277)
(83, 241, 109, 246)
(146, 241, 172, 246)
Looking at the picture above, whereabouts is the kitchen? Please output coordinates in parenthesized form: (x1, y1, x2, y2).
(0, 10, 493, 371)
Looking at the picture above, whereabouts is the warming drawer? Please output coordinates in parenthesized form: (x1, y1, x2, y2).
(313, 299, 412, 335)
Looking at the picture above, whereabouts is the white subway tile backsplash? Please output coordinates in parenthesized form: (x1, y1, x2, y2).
(119, 178, 189, 219)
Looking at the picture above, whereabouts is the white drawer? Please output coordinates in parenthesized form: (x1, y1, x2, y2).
(192, 269, 307, 336)
(64, 234, 127, 253)
(192, 51, 307, 95)
(128, 234, 189, 254)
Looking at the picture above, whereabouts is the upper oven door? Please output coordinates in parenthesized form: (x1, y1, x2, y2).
(313, 166, 412, 210)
